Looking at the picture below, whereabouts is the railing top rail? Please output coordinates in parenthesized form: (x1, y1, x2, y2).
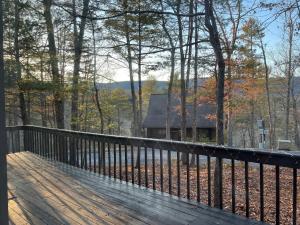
(11, 125, 300, 168)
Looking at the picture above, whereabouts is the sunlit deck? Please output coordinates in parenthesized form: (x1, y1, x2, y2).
(7, 152, 265, 225)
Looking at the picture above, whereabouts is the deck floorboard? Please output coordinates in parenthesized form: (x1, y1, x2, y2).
(8, 152, 266, 225)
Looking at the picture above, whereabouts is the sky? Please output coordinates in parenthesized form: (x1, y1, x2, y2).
(106, 1, 296, 82)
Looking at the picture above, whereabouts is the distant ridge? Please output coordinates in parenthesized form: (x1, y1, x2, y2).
(96, 77, 300, 95)
(96, 78, 208, 92)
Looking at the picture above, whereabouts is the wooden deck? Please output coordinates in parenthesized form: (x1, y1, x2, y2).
(7, 152, 266, 225)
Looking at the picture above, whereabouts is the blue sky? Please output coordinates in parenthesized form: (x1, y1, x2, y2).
(110, 1, 296, 82)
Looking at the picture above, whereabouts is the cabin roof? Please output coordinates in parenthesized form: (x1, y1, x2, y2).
(143, 94, 216, 129)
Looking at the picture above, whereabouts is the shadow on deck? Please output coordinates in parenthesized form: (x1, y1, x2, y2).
(7, 152, 265, 225)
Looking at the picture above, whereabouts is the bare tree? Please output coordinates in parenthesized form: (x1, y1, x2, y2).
(123, 0, 138, 137)
(160, 0, 176, 140)
(214, 0, 242, 147)
(204, 0, 225, 208)
(43, 0, 64, 129)
(91, 20, 104, 134)
(284, 11, 294, 140)
(71, 0, 90, 130)
(259, 35, 275, 148)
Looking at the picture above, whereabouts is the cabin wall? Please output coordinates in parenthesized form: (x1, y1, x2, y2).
(146, 128, 216, 142)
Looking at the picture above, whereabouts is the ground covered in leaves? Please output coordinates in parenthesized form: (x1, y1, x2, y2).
(92, 160, 299, 225)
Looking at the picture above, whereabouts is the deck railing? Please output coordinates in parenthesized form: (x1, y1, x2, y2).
(6, 125, 300, 225)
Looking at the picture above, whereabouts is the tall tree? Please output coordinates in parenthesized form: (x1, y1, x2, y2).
(214, 0, 242, 146)
(91, 21, 104, 133)
(284, 11, 294, 140)
(204, 0, 225, 208)
(159, 0, 176, 139)
(259, 33, 275, 148)
(43, 0, 64, 128)
(14, 0, 28, 125)
(71, 0, 90, 130)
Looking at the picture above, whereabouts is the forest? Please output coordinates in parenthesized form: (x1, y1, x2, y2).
(3, 0, 300, 150)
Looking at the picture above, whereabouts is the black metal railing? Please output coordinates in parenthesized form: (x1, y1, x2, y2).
(6, 125, 300, 225)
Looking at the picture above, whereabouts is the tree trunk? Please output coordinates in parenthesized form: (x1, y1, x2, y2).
(176, 0, 188, 164)
(204, 0, 225, 209)
(185, 0, 194, 91)
(227, 53, 233, 147)
(124, 0, 137, 137)
(14, 0, 28, 125)
(43, 0, 64, 129)
(285, 15, 294, 140)
(137, 0, 143, 137)
(71, 0, 90, 131)
(260, 38, 274, 149)
(92, 22, 104, 134)
(291, 78, 300, 148)
(39, 58, 47, 127)
(160, 0, 175, 140)
(191, 1, 198, 166)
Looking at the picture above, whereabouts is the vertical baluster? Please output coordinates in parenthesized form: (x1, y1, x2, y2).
(23, 129, 26, 152)
(38, 131, 41, 156)
(80, 138, 83, 169)
(36, 130, 38, 154)
(11, 129, 14, 153)
(260, 163, 264, 222)
(76, 136, 79, 167)
(177, 151, 180, 197)
(50, 133, 53, 159)
(168, 150, 171, 194)
(108, 143, 111, 177)
(145, 147, 148, 188)
(37, 131, 40, 155)
(231, 159, 236, 213)
(219, 158, 223, 209)
(207, 156, 211, 207)
(84, 139, 88, 170)
(293, 168, 297, 225)
(64, 135, 68, 164)
(160, 148, 163, 192)
(32, 130, 35, 153)
(45, 131, 48, 157)
(275, 165, 280, 225)
(60, 134, 63, 162)
(103, 142, 106, 176)
(138, 146, 141, 186)
(125, 145, 128, 182)
(196, 154, 200, 202)
(48, 132, 50, 159)
(131, 145, 134, 184)
(57, 134, 60, 161)
(245, 161, 249, 217)
(89, 139, 92, 171)
(152, 148, 155, 190)
(94, 139, 96, 173)
(53, 133, 55, 160)
(40, 131, 43, 156)
(42, 131, 45, 157)
(119, 144, 122, 180)
(98, 141, 101, 174)
(17, 129, 20, 152)
(187, 153, 190, 199)
(113, 143, 116, 179)
(30, 130, 33, 152)
(55, 134, 61, 161)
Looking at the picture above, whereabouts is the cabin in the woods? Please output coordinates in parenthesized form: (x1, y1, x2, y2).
(143, 94, 216, 142)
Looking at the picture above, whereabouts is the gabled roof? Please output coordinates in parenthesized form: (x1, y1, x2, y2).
(143, 94, 216, 129)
